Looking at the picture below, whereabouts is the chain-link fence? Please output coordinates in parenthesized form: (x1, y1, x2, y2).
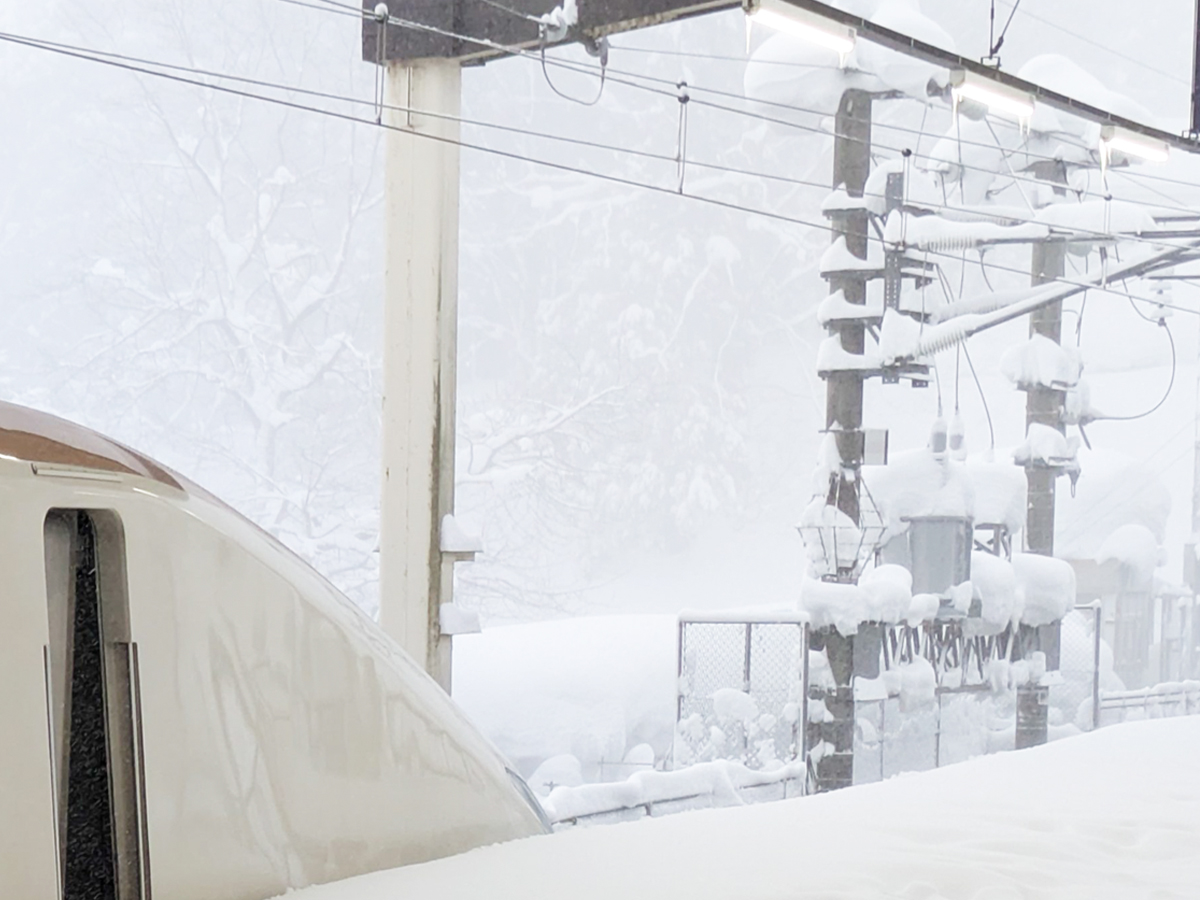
(673, 615, 808, 771)
(677, 599, 1199, 789)
(853, 607, 1110, 783)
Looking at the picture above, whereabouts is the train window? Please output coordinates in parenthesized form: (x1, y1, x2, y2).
(44, 510, 150, 900)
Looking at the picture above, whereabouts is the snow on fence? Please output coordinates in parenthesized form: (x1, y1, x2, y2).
(542, 759, 805, 829)
(1098, 681, 1200, 725)
(546, 604, 1200, 829)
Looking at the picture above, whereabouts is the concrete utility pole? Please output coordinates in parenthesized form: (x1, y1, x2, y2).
(809, 88, 873, 794)
(1015, 159, 1067, 749)
(379, 60, 463, 690)
(364, 0, 750, 688)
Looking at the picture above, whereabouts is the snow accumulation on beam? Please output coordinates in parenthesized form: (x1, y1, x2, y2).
(819, 235, 883, 276)
(817, 290, 883, 325)
(288, 718, 1200, 900)
(816, 334, 882, 374)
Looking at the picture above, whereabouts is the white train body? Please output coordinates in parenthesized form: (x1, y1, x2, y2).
(0, 402, 546, 899)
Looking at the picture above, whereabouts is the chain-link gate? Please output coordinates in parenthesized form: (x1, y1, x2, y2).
(673, 615, 808, 771)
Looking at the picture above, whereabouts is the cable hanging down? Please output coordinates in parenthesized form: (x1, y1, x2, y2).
(1088, 298, 1177, 422)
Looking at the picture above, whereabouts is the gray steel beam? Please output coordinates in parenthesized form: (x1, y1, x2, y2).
(362, 0, 738, 64)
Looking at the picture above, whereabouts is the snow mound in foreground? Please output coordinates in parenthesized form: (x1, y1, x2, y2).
(287, 717, 1200, 900)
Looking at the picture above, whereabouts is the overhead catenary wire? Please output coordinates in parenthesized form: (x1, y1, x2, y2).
(10, 24, 1194, 260)
(987, 0, 1022, 60)
(292, 0, 1200, 203)
(994, 0, 1190, 86)
(4, 27, 1200, 324)
(283, 0, 1200, 227)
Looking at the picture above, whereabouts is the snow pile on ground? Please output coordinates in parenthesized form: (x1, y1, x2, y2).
(285, 717, 1200, 900)
(1096, 523, 1160, 583)
(1055, 449, 1172, 561)
(452, 616, 677, 780)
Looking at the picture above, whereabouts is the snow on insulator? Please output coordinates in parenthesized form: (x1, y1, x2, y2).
(820, 235, 883, 276)
(911, 320, 972, 357)
(882, 211, 1050, 251)
(817, 334, 882, 374)
(1000, 334, 1082, 390)
(817, 289, 883, 326)
(820, 187, 868, 215)
(931, 283, 1063, 325)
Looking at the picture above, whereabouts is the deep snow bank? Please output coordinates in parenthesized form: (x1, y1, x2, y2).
(286, 716, 1200, 900)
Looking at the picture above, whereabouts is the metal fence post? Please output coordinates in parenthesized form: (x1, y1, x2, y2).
(801, 623, 810, 794)
(1093, 605, 1102, 731)
(674, 619, 685, 769)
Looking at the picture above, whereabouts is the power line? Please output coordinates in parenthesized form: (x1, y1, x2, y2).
(613, 45, 823, 67)
(996, 0, 1190, 86)
(14, 26, 1199, 262)
(467, 0, 544, 24)
(295, 0, 1193, 199)
(4, 27, 1199, 321)
(280, 0, 1200, 211)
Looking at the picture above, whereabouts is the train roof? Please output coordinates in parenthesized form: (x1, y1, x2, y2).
(0, 401, 182, 490)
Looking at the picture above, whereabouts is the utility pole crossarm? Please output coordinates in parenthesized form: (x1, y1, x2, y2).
(780, 0, 1200, 156)
(363, 0, 738, 64)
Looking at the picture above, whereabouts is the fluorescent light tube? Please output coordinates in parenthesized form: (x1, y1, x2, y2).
(949, 69, 1035, 120)
(1100, 125, 1169, 163)
(744, 0, 856, 55)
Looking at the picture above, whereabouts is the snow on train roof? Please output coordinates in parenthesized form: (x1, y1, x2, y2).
(0, 401, 182, 490)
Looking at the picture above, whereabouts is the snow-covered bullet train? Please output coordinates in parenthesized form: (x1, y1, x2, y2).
(0, 401, 547, 899)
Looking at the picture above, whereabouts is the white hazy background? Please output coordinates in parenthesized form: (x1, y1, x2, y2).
(3, 0, 1199, 624)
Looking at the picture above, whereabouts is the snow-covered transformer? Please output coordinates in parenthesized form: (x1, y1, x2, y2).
(0, 402, 547, 899)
